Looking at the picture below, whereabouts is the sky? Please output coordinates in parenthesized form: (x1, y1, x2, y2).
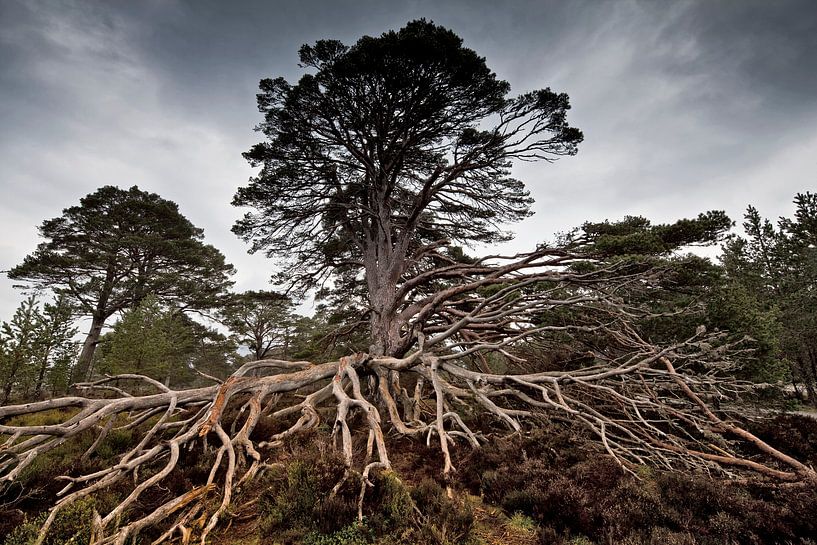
(1, 0, 816, 324)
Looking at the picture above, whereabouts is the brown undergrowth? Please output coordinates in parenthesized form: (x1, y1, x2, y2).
(458, 415, 817, 545)
(1, 409, 816, 545)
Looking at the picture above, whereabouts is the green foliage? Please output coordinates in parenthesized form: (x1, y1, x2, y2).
(406, 479, 475, 545)
(287, 308, 370, 362)
(9, 185, 235, 381)
(365, 472, 413, 535)
(0, 294, 78, 402)
(95, 295, 193, 386)
(0, 295, 40, 403)
(508, 512, 537, 532)
(576, 211, 732, 257)
(37, 295, 79, 395)
(2, 497, 95, 545)
(719, 192, 817, 393)
(219, 290, 295, 360)
(258, 452, 356, 542)
(16, 430, 91, 486)
(94, 428, 135, 461)
(706, 281, 787, 382)
(303, 522, 372, 545)
(95, 294, 235, 387)
(256, 443, 473, 545)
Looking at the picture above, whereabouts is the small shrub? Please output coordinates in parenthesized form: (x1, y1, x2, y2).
(538, 526, 565, 545)
(95, 428, 134, 461)
(0, 510, 24, 543)
(2, 497, 95, 545)
(303, 521, 372, 545)
(750, 414, 817, 466)
(410, 479, 475, 545)
(508, 512, 537, 532)
(365, 471, 413, 535)
(3, 409, 77, 428)
(258, 450, 357, 543)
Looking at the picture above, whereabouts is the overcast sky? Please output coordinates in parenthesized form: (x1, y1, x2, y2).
(1, 0, 816, 323)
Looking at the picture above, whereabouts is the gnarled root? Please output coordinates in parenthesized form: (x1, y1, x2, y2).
(0, 336, 813, 543)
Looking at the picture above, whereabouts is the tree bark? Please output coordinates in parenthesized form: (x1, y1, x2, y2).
(1, 373, 16, 405)
(72, 314, 106, 384)
(33, 347, 52, 398)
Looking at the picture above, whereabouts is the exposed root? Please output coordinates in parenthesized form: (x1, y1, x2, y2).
(1, 249, 814, 541)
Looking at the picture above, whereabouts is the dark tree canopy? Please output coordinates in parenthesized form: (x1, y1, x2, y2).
(233, 19, 582, 356)
(575, 211, 733, 257)
(8, 185, 235, 381)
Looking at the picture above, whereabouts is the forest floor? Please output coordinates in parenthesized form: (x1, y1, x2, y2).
(211, 494, 539, 545)
(1, 408, 816, 544)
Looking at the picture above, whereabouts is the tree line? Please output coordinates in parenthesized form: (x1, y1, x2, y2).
(3, 185, 814, 404)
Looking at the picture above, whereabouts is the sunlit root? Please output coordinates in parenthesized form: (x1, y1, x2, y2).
(1, 249, 814, 542)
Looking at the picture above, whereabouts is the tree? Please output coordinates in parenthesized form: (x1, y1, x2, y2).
(0, 23, 814, 545)
(95, 295, 192, 387)
(233, 19, 583, 357)
(32, 295, 78, 397)
(720, 192, 817, 399)
(219, 291, 295, 360)
(0, 294, 77, 401)
(0, 295, 40, 404)
(8, 185, 235, 383)
(95, 294, 237, 388)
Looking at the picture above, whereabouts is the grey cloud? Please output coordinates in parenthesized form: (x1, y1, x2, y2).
(2, 0, 816, 319)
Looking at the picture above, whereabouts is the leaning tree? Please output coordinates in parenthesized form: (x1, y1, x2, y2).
(8, 185, 235, 383)
(0, 21, 814, 545)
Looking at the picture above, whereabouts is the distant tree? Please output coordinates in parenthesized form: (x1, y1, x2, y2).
(286, 305, 371, 361)
(219, 291, 295, 360)
(32, 295, 78, 397)
(95, 295, 237, 388)
(0, 295, 40, 403)
(566, 211, 730, 313)
(182, 319, 239, 383)
(720, 193, 817, 397)
(0, 294, 77, 401)
(575, 212, 732, 257)
(95, 295, 193, 386)
(233, 19, 583, 357)
(8, 186, 235, 383)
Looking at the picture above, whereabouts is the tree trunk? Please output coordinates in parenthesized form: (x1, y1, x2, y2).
(366, 250, 404, 358)
(33, 347, 52, 398)
(72, 314, 106, 384)
(369, 295, 403, 358)
(1, 383, 12, 405)
(1, 351, 25, 404)
(808, 345, 817, 406)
